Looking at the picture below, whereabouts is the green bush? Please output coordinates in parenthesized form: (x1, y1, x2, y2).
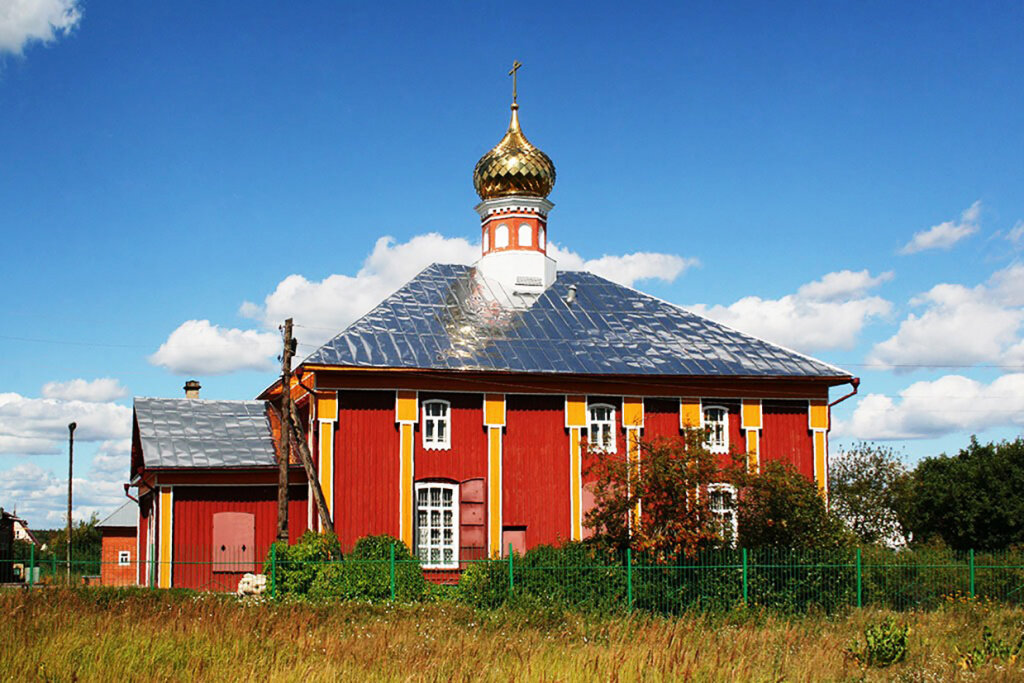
(846, 617, 908, 668)
(456, 560, 509, 609)
(309, 535, 426, 602)
(267, 532, 341, 596)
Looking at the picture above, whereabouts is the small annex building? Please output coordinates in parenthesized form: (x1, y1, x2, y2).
(126, 91, 858, 587)
(130, 394, 308, 589)
(97, 501, 138, 586)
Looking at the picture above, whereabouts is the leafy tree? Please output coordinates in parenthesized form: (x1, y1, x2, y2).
(735, 460, 849, 549)
(40, 513, 101, 563)
(907, 437, 1024, 551)
(584, 429, 741, 559)
(829, 443, 912, 546)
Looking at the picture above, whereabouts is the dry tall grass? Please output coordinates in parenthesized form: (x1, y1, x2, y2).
(2, 588, 1022, 681)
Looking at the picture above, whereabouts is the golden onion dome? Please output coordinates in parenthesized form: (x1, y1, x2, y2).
(473, 103, 556, 200)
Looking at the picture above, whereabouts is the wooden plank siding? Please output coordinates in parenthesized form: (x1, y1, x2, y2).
(503, 395, 572, 548)
(762, 400, 816, 479)
(170, 485, 308, 591)
(334, 390, 401, 551)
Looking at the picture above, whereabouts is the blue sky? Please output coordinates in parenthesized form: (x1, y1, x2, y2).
(1, 1, 1022, 527)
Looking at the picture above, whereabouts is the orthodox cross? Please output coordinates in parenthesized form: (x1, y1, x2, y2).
(509, 60, 522, 104)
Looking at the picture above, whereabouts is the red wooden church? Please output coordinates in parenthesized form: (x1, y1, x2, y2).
(128, 93, 858, 588)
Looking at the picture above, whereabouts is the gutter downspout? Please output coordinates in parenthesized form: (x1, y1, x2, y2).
(829, 377, 860, 409)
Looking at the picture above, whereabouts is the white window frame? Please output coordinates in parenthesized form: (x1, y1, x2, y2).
(495, 223, 509, 248)
(118, 550, 131, 566)
(587, 403, 617, 453)
(421, 399, 451, 450)
(702, 405, 729, 454)
(518, 223, 532, 247)
(414, 482, 459, 569)
(708, 483, 738, 545)
(483, 229, 490, 252)
(539, 226, 546, 249)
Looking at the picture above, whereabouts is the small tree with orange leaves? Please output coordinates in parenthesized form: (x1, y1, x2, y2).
(584, 428, 742, 561)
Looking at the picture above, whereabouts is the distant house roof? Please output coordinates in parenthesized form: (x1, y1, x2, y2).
(302, 264, 851, 379)
(97, 501, 137, 529)
(134, 398, 277, 469)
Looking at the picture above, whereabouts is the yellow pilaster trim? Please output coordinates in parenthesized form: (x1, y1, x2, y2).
(398, 422, 414, 548)
(809, 400, 829, 431)
(623, 396, 644, 428)
(487, 426, 503, 556)
(626, 426, 642, 529)
(483, 393, 506, 428)
(158, 486, 173, 589)
(680, 397, 701, 429)
(318, 421, 334, 524)
(484, 394, 505, 556)
(741, 399, 762, 472)
(565, 395, 587, 428)
(396, 390, 418, 424)
(395, 391, 417, 548)
(569, 427, 583, 541)
(813, 430, 828, 496)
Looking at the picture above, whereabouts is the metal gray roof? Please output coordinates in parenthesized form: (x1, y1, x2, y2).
(97, 501, 137, 529)
(303, 264, 850, 378)
(134, 398, 276, 469)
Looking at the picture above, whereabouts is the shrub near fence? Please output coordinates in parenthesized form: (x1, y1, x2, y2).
(12, 533, 1024, 616)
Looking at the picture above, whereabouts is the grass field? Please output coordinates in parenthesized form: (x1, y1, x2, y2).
(3, 588, 1024, 681)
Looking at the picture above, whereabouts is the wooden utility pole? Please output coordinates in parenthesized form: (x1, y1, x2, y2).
(276, 319, 295, 542)
(66, 421, 76, 585)
(287, 399, 334, 532)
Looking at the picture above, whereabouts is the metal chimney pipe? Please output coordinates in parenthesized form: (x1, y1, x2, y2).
(184, 380, 201, 399)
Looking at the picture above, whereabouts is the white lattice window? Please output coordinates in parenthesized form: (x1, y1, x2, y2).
(118, 550, 131, 566)
(415, 483, 459, 568)
(495, 223, 509, 248)
(422, 400, 450, 450)
(702, 405, 728, 454)
(518, 223, 532, 246)
(708, 483, 737, 544)
(588, 403, 617, 453)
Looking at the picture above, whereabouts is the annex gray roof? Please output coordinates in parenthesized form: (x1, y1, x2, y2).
(303, 264, 851, 378)
(97, 500, 137, 529)
(134, 398, 276, 469)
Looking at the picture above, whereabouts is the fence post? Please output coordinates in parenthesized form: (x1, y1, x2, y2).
(269, 542, 277, 599)
(389, 542, 396, 601)
(508, 543, 514, 594)
(969, 548, 975, 600)
(150, 542, 156, 589)
(856, 547, 862, 608)
(51, 554, 56, 582)
(742, 548, 748, 606)
(626, 547, 633, 612)
(28, 543, 34, 588)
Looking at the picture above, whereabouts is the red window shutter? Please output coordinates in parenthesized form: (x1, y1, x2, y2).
(212, 512, 255, 573)
(460, 478, 486, 564)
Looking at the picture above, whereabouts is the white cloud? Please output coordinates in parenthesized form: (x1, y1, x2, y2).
(0, 0, 82, 55)
(239, 233, 694, 351)
(796, 269, 894, 302)
(547, 244, 697, 286)
(835, 373, 1024, 440)
(689, 269, 892, 353)
(148, 320, 279, 376)
(41, 378, 127, 403)
(868, 263, 1024, 370)
(0, 392, 131, 455)
(899, 200, 981, 254)
(1006, 221, 1024, 251)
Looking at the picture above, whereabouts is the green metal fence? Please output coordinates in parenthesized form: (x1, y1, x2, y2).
(7, 545, 1024, 615)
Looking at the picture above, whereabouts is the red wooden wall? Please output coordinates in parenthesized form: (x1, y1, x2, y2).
(171, 485, 308, 591)
(415, 392, 487, 482)
(334, 391, 400, 551)
(762, 400, 815, 478)
(137, 495, 150, 586)
(503, 395, 572, 547)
